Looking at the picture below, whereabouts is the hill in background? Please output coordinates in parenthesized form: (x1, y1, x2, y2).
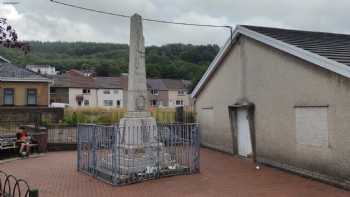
(0, 42, 219, 89)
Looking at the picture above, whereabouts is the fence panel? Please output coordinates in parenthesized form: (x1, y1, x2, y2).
(94, 125, 115, 183)
(77, 123, 200, 186)
(0, 122, 33, 136)
(48, 126, 76, 144)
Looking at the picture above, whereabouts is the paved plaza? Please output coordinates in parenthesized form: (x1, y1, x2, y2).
(1, 148, 349, 197)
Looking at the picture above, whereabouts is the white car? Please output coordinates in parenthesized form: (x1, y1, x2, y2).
(50, 103, 69, 108)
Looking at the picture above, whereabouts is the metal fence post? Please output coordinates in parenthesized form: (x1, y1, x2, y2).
(157, 125, 160, 178)
(92, 125, 97, 176)
(196, 124, 201, 173)
(77, 124, 81, 171)
(112, 125, 117, 185)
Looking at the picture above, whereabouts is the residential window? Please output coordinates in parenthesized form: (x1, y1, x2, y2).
(178, 89, 186, 95)
(151, 100, 158, 106)
(116, 100, 121, 107)
(84, 100, 89, 106)
(113, 90, 119, 94)
(82, 89, 91, 94)
(176, 100, 184, 106)
(50, 88, 56, 94)
(104, 100, 113, 106)
(103, 90, 111, 94)
(151, 89, 159, 95)
(27, 89, 37, 105)
(3, 88, 14, 105)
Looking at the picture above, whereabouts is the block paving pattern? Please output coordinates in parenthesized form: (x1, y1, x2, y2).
(1, 149, 349, 197)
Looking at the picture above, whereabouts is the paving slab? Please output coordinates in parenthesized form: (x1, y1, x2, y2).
(0, 148, 349, 197)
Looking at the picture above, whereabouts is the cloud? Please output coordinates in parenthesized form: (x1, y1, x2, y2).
(144, 12, 231, 46)
(0, 4, 21, 20)
(242, 17, 289, 29)
(1, 0, 350, 46)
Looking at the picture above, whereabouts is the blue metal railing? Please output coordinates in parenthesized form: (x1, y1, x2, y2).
(77, 123, 200, 186)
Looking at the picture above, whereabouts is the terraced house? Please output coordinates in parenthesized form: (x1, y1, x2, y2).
(0, 61, 51, 107)
(0, 59, 63, 123)
(116, 77, 193, 108)
(50, 70, 124, 108)
(147, 79, 192, 108)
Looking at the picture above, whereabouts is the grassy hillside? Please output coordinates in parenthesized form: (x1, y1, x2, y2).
(0, 42, 219, 88)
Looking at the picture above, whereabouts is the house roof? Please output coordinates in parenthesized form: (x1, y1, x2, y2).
(243, 25, 350, 66)
(52, 69, 190, 90)
(112, 76, 190, 91)
(26, 65, 53, 68)
(191, 25, 350, 98)
(147, 79, 190, 91)
(0, 63, 51, 82)
(162, 79, 190, 90)
(51, 70, 96, 88)
(95, 77, 122, 89)
(147, 79, 168, 90)
(51, 70, 123, 89)
(119, 75, 129, 90)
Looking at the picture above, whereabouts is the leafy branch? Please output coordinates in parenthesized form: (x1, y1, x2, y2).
(0, 18, 30, 53)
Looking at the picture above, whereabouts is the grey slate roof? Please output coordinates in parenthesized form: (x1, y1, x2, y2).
(147, 79, 190, 91)
(0, 63, 50, 82)
(52, 70, 189, 90)
(243, 25, 350, 66)
(51, 71, 95, 88)
(147, 79, 167, 90)
(51, 70, 122, 89)
(95, 77, 122, 89)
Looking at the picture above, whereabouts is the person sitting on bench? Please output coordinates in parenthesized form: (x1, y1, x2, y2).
(16, 128, 32, 157)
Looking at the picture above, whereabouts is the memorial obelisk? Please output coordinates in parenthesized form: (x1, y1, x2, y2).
(125, 14, 149, 118)
(118, 14, 170, 174)
(119, 13, 157, 145)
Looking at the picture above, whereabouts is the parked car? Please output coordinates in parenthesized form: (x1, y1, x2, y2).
(50, 103, 69, 108)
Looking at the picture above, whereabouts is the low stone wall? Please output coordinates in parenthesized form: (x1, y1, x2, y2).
(0, 107, 64, 123)
(47, 144, 76, 151)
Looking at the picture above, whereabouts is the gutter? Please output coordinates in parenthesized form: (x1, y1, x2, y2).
(0, 78, 52, 83)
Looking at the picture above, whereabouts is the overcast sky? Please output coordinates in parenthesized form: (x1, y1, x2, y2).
(1, 0, 349, 46)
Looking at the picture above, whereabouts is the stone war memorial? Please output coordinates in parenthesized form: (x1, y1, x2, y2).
(76, 14, 200, 186)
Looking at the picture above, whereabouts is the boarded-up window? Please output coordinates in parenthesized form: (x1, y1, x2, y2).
(295, 107, 329, 147)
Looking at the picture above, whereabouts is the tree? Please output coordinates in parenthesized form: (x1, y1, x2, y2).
(95, 63, 121, 77)
(0, 18, 29, 53)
